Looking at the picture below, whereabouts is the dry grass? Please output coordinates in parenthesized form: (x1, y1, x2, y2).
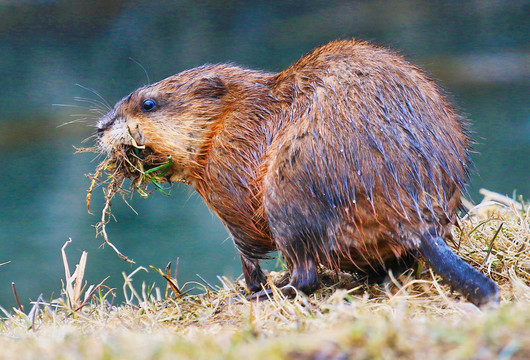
(0, 190, 528, 359)
(78, 143, 174, 263)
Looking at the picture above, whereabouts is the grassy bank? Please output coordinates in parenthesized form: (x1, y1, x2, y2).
(1, 190, 529, 359)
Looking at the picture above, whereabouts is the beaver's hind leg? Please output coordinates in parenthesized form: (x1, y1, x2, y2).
(264, 200, 328, 296)
(279, 240, 320, 295)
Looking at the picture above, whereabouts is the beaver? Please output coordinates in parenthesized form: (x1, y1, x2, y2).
(96, 39, 498, 306)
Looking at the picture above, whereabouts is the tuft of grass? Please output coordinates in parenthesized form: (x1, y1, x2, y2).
(0, 190, 528, 359)
(456, 189, 529, 302)
(55, 239, 111, 312)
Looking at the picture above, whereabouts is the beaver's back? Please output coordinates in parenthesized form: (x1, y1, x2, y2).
(264, 40, 470, 268)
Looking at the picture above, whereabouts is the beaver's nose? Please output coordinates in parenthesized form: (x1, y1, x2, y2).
(97, 122, 112, 136)
(97, 114, 117, 136)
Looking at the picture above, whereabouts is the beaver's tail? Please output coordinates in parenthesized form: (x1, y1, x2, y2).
(418, 228, 499, 307)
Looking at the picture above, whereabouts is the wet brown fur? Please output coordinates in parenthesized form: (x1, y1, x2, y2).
(97, 40, 471, 294)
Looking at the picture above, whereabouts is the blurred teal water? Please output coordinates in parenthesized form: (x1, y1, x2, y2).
(0, 0, 528, 309)
(0, 131, 241, 309)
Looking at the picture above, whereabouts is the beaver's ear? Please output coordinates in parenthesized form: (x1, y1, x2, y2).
(195, 77, 227, 99)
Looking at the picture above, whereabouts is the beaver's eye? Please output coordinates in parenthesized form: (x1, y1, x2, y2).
(142, 99, 156, 112)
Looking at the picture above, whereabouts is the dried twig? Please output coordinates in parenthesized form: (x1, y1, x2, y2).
(150, 265, 182, 299)
(11, 282, 24, 313)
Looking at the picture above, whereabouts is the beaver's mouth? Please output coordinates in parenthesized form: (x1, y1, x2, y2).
(85, 142, 176, 214)
(107, 144, 176, 193)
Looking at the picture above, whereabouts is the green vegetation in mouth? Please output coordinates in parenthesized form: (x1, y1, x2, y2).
(133, 153, 174, 198)
(127, 127, 174, 197)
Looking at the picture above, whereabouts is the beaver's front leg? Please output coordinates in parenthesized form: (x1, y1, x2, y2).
(240, 255, 267, 293)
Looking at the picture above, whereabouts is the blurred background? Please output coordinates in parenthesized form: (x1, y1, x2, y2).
(0, 0, 528, 309)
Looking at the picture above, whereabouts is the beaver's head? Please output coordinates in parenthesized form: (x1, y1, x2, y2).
(97, 65, 234, 183)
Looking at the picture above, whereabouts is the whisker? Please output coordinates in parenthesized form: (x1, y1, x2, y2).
(74, 97, 111, 113)
(91, 152, 107, 163)
(54, 104, 106, 122)
(68, 113, 99, 119)
(58, 114, 101, 127)
(53, 103, 103, 115)
(81, 134, 97, 144)
(75, 84, 113, 110)
(58, 119, 87, 127)
(53, 103, 87, 109)
(82, 134, 98, 143)
(88, 109, 106, 116)
(129, 57, 151, 85)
